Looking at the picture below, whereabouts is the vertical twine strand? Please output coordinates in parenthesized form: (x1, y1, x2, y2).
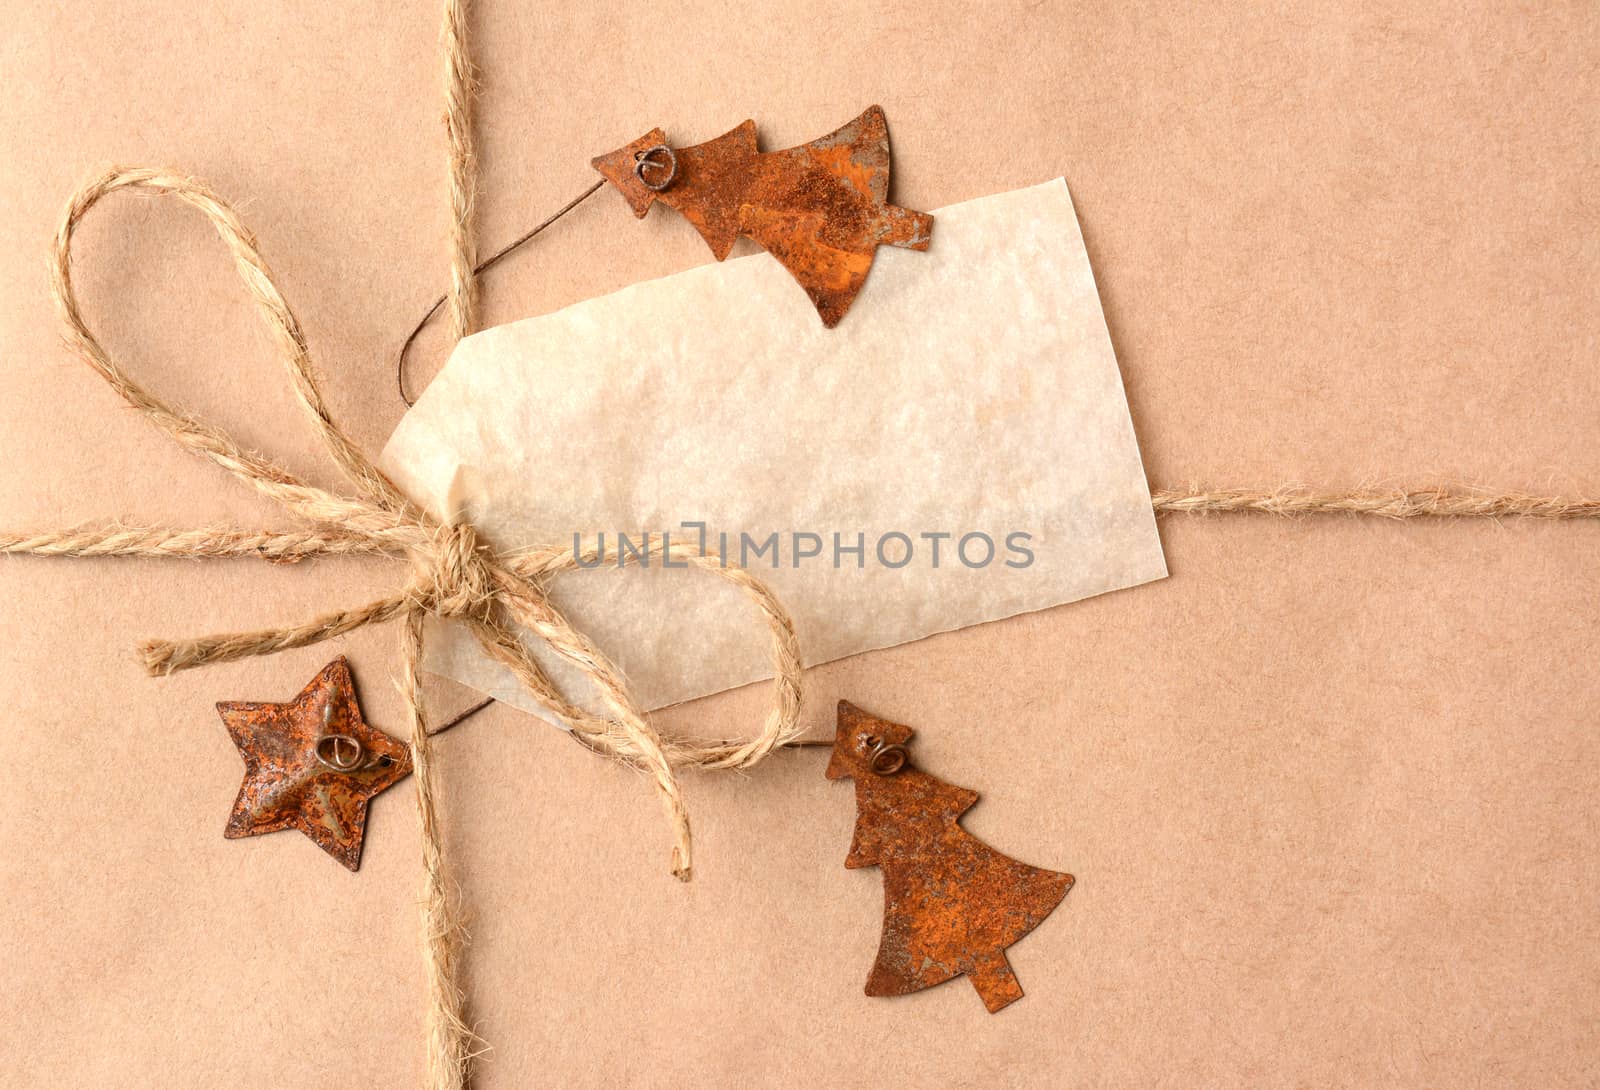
(441, 0, 479, 343)
(428, 0, 478, 1084)
(404, 609, 477, 1090)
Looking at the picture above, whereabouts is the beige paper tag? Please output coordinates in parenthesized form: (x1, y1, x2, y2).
(380, 178, 1166, 720)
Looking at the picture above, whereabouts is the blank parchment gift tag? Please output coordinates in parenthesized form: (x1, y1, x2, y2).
(379, 179, 1166, 720)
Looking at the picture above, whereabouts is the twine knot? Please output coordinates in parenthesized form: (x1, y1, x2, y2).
(417, 521, 498, 619)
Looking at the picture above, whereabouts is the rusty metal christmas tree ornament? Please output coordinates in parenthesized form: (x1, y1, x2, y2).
(217, 656, 412, 871)
(827, 700, 1075, 1012)
(592, 104, 934, 327)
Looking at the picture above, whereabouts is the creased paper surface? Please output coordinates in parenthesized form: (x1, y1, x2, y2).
(380, 179, 1165, 719)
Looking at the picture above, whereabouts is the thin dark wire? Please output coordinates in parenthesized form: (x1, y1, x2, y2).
(396, 178, 606, 407)
(425, 695, 496, 737)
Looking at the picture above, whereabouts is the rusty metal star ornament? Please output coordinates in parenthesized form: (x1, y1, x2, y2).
(217, 657, 411, 871)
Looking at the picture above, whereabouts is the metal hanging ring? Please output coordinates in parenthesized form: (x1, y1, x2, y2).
(869, 741, 909, 776)
(633, 144, 678, 192)
(315, 733, 366, 773)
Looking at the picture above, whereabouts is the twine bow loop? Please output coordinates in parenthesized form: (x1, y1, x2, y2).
(42, 166, 807, 882)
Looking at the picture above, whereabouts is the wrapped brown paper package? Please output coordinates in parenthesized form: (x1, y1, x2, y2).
(380, 179, 1167, 719)
(3, 5, 1599, 1088)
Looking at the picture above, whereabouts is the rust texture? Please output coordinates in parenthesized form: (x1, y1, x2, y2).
(217, 656, 412, 871)
(827, 700, 1074, 1012)
(592, 105, 933, 327)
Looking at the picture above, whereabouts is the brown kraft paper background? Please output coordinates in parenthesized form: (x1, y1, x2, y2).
(1, 4, 1597, 1087)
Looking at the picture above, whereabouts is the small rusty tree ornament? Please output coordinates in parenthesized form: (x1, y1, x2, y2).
(592, 105, 933, 327)
(827, 700, 1074, 1012)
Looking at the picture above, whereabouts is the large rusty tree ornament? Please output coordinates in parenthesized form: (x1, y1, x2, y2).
(827, 700, 1075, 1012)
(592, 105, 934, 327)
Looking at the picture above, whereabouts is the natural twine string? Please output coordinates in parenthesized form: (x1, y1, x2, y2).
(1149, 488, 1600, 519)
(10, 484, 1593, 572)
(10, 483, 1593, 573)
(426, 1, 480, 1079)
(441, 0, 478, 346)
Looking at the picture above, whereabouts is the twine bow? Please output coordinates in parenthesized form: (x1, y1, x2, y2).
(49, 166, 804, 873)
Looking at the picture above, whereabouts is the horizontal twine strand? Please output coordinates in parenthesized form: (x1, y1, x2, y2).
(1148, 487, 1600, 520)
(8, 486, 1596, 571)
